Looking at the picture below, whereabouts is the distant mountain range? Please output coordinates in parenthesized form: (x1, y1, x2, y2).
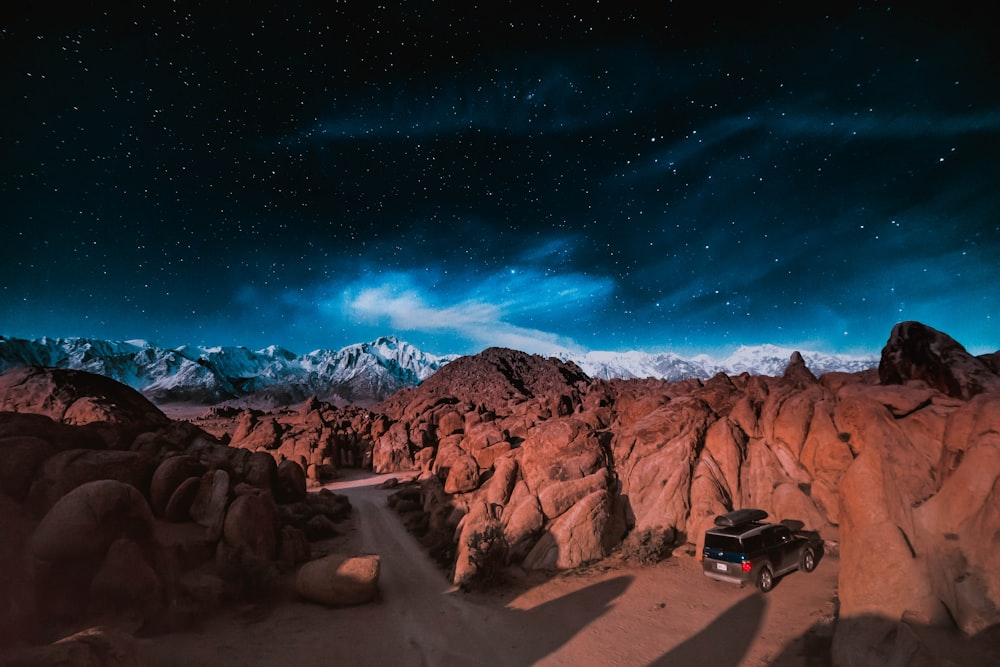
(563, 345, 878, 381)
(0, 334, 878, 406)
(0, 335, 454, 406)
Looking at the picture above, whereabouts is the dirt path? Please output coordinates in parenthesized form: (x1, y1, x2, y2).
(140, 473, 838, 666)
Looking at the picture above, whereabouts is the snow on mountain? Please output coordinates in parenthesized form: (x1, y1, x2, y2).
(561, 344, 877, 381)
(0, 333, 876, 406)
(0, 334, 455, 405)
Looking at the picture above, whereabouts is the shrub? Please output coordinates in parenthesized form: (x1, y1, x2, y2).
(462, 523, 507, 590)
(621, 527, 675, 565)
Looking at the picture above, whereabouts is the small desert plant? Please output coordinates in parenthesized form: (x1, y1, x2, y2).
(462, 523, 508, 590)
(621, 526, 675, 565)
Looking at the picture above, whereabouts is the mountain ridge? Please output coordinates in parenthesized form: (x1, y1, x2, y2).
(0, 333, 881, 405)
(0, 334, 454, 406)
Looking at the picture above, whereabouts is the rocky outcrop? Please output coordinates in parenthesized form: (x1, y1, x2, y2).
(213, 402, 376, 485)
(0, 366, 169, 436)
(0, 367, 352, 655)
(23, 321, 992, 664)
(879, 320, 1000, 399)
(362, 323, 1000, 665)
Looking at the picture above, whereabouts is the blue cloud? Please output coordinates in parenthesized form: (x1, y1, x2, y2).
(286, 240, 616, 354)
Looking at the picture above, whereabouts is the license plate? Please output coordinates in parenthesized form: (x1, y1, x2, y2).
(715, 563, 727, 572)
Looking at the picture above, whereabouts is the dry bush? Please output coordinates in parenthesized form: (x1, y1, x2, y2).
(621, 526, 675, 565)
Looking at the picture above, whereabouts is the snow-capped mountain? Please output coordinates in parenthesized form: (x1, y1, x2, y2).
(561, 344, 877, 381)
(0, 335, 455, 406)
(0, 334, 878, 406)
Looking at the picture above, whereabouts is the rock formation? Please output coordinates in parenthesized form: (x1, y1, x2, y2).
(242, 323, 995, 663)
(3, 320, 998, 665)
(0, 366, 351, 658)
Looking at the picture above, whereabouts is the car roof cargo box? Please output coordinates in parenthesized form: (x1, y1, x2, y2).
(714, 508, 768, 528)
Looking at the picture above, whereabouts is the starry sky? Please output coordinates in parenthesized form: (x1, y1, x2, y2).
(2, 2, 998, 357)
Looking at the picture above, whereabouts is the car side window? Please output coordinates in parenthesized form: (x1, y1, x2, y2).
(775, 526, 792, 543)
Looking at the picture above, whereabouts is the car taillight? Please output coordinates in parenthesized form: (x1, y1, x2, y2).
(741, 561, 752, 572)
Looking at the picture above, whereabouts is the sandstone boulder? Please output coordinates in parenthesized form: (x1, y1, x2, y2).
(221, 488, 278, 562)
(0, 366, 168, 433)
(30, 480, 155, 626)
(0, 625, 143, 667)
(436, 409, 464, 437)
(501, 481, 544, 561)
(537, 468, 609, 520)
(453, 501, 504, 587)
(373, 421, 414, 473)
(149, 455, 205, 517)
(230, 412, 283, 450)
(243, 450, 278, 489)
(519, 418, 604, 493)
(275, 459, 307, 503)
(25, 449, 155, 518)
(0, 435, 55, 502)
(522, 489, 614, 570)
(0, 493, 38, 649)
(295, 554, 381, 606)
(31, 480, 154, 564)
(444, 452, 480, 494)
(189, 469, 230, 539)
(879, 321, 1000, 399)
(87, 537, 163, 629)
(163, 476, 201, 521)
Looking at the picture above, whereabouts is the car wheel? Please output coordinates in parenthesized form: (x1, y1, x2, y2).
(756, 566, 774, 593)
(801, 547, 817, 573)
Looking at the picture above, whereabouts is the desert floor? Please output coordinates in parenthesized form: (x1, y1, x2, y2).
(138, 470, 839, 666)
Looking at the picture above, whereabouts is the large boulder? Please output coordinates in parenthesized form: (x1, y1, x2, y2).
(879, 321, 1000, 399)
(519, 418, 604, 494)
(149, 455, 206, 517)
(31, 480, 154, 565)
(295, 554, 381, 606)
(0, 493, 38, 649)
(25, 450, 155, 518)
(372, 421, 414, 473)
(220, 488, 278, 562)
(537, 468, 609, 520)
(189, 469, 230, 540)
(612, 398, 713, 534)
(87, 537, 164, 628)
(229, 412, 282, 450)
(275, 459, 307, 503)
(0, 366, 168, 433)
(30, 480, 155, 626)
(501, 481, 544, 561)
(443, 452, 480, 494)
(0, 625, 143, 667)
(522, 489, 614, 570)
(0, 436, 56, 502)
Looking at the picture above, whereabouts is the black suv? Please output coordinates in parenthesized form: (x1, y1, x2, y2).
(702, 509, 818, 592)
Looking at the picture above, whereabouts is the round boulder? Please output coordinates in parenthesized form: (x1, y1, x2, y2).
(150, 455, 205, 517)
(276, 459, 307, 503)
(295, 554, 381, 606)
(31, 479, 154, 564)
(221, 488, 278, 561)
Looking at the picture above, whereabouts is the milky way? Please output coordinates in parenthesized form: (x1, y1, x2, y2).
(2, 3, 997, 356)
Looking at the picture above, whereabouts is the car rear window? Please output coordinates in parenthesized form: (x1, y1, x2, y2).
(705, 534, 742, 552)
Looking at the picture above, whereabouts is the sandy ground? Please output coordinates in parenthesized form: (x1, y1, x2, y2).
(139, 471, 838, 666)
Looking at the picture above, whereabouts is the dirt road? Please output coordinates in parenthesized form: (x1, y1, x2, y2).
(141, 473, 838, 666)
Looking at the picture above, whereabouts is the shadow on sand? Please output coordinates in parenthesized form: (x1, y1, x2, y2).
(648, 593, 767, 667)
(501, 575, 635, 663)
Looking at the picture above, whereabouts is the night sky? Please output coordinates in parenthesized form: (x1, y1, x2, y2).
(2, 2, 998, 357)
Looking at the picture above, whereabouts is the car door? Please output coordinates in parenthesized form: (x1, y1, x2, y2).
(769, 525, 797, 572)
